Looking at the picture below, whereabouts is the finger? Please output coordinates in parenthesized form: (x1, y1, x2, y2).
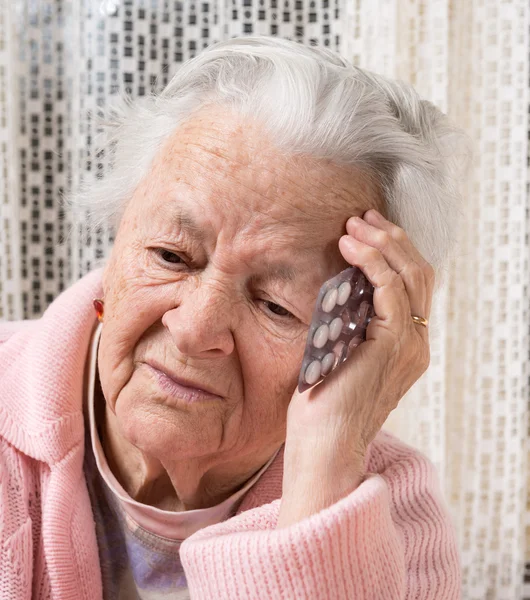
(362, 210, 435, 313)
(345, 216, 430, 320)
(362, 209, 433, 274)
(338, 235, 414, 340)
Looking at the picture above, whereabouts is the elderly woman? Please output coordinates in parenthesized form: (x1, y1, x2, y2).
(0, 36, 467, 599)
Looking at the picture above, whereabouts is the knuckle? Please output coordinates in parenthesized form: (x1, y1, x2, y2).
(365, 245, 381, 261)
(391, 225, 408, 243)
(375, 230, 392, 249)
(388, 269, 404, 288)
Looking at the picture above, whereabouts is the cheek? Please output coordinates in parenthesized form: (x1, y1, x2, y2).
(98, 278, 174, 411)
(239, 332, 304, 412)
(103, 243, 174, 345)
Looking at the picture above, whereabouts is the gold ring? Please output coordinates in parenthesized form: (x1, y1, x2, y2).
(411, 315, 428, 328)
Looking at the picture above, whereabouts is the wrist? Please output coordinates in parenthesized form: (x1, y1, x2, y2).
(283, 433, 366, 484)
(278, 449, 366, 529)
(278, 471, 365, 528)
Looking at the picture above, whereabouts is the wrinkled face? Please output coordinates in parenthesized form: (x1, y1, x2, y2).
(98, 105, 379, 471)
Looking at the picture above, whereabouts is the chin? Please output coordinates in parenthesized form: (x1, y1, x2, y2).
(113, 390, 223, 460)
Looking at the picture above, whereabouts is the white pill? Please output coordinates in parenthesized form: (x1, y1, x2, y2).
(321, 288, 338, 313)
(304, 360, 322, 385)
(337, 282, 351, 305)
(321, 352, 336, 375)
(328, 317, 343, 341)
(312, 324, 329, 348)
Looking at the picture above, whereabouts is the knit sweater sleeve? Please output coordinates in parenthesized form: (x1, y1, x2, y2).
(180, 433, 460, 600)
(0, 436, 34, 600)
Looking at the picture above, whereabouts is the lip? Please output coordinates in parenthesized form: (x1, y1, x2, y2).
(144, 361, 223, 402)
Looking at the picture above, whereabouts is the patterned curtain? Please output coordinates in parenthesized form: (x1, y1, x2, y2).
(0, 2, 528, 599)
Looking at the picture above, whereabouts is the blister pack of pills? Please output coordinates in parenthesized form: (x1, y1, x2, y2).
(297, 266, 375, 393)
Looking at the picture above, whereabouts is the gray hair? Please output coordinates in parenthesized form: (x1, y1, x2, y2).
(63, 35, 471, 291)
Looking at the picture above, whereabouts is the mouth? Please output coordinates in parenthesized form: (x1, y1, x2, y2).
(144, 361, 223, 403)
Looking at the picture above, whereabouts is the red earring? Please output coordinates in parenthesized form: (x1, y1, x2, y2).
(93, 298, 104, 322)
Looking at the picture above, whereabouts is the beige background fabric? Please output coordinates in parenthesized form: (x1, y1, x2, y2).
(0, 1, 528, 598)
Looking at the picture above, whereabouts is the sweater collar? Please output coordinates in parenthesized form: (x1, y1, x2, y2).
(0, 267, 105, 464)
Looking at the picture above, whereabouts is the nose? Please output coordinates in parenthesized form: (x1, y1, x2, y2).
(162, 282, 237, 358)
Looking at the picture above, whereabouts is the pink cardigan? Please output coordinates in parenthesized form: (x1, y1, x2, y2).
(0, 268, 460, 600)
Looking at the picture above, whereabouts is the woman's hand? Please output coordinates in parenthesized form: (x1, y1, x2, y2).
(277, 208, 436, 528)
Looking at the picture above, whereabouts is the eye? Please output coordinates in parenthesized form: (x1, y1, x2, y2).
(262, 300, 295, 320)
(155, 249, 186, 265)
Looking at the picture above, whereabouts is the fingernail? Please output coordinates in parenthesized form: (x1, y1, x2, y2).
(347, 216, 364, 227)
(367, 209, 383, 220)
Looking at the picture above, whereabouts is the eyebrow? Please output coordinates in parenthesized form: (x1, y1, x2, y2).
(175, 210, 206, 239)
(249, 264, 300, 286)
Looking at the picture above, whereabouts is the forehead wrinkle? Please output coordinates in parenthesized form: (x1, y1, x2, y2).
(164, 108, 379, 220)
(276, 159, 377, 217)
(167, 152, 311, 230)
(176, 137, 342, 221)
(178, 134, 267, 181)
(171, 129, 371, 225)
(178, 112, 273, 158)
(183, 136, 259, 167)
